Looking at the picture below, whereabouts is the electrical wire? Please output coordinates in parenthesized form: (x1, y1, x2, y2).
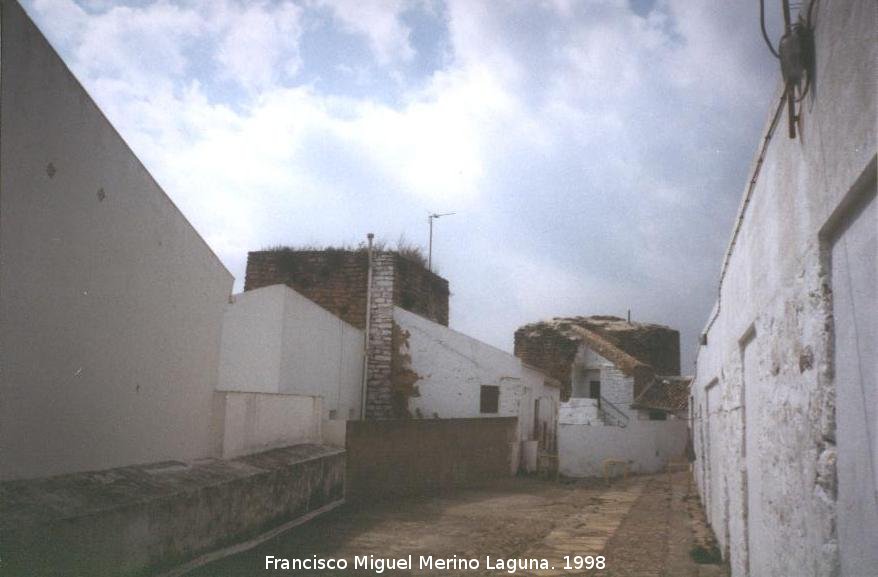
(760, 0, 780, 58)
(794, 0, 818, 102)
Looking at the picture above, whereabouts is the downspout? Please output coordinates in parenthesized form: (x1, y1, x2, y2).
(360, 233, 374, 420)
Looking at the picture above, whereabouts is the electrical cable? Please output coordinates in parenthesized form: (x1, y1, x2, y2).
(760, 0, 780, 58)
(794, 0, 818, 102)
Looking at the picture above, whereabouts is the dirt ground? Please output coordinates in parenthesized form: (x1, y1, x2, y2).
(189, 471, 727, 577)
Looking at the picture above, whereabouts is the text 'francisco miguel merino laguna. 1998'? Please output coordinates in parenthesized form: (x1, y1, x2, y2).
(265, 554, 607, 573)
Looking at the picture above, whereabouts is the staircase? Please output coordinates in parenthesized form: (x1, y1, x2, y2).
(598, 396, 630, 428)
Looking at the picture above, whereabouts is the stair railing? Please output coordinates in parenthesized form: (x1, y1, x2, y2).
(598, 396, 630, 428)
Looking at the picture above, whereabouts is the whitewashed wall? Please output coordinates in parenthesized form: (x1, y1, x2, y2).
(558, 419, 688, 477)
(691, 2, 876, 575)
(218, 285, 364, 420)
(0, 0, 234, 481)
(396, 306, 524, 419)
(559, 344, 688, 477)
(394, 306, 561, 445)
(215, 392, 321, 459)
(521, 364, 561, 446)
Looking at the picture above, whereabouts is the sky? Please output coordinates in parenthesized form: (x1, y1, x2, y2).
(22, 0, 787, 371)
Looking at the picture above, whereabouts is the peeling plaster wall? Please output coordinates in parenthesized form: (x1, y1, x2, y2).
(395, 306, 523, 419)
(691, 2, 877, 575)
(217, 285, 364, 421)
(0, 0, 233, 481)
(392, 307, 561, 454)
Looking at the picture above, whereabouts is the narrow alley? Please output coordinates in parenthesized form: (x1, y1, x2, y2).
(189, 470, 727, 577)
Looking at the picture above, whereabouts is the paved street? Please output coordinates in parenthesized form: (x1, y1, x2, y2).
(190, 471, 727, 577)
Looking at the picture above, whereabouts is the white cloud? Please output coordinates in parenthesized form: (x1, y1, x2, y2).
(214, 1, 303, 91)
(310, 0, 416, 65)
(21, 0, 780, 370)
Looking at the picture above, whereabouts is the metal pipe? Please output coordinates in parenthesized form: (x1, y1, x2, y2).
(428, 216, 433, 271)
(360, 233, 374, 420)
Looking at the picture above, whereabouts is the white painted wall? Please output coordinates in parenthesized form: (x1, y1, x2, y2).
(559, 344, 688, 477)
(559, 398, 600, 425)
(396, 306, 524, 420)
(218, 284, 364, 420)
(216, 392, 321, 459)
(393, 307, 560, 452)
(522, 364, 560, 451)
(0, 0, 234, 481)
(830, 183, 877, 576)
(558, 419, 688, 477)
(691, 2, 876, 575)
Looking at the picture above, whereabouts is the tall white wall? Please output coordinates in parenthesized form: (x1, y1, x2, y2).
(0, 0, 234, 481)
(216, 392, 322, 459)
(691, 2, 876, 575)
(218, 285, 364, 420)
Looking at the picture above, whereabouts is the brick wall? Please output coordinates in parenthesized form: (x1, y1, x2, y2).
(514, 329, 579, 400)
(365, 253, 395, 419)
(244, 250, 370, 329)
(603, 326, 680, 376)
(243, 249, 450, 419)
(393, 254, 449, 326)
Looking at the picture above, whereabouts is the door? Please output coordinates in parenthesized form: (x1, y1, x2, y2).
(831, 186, 877, 576)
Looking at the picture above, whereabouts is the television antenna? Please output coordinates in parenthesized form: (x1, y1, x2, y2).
(427, 212, 455, 272)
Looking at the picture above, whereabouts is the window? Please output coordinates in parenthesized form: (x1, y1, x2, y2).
(480, 385, 499, 413)
(648, 410, 667, 421)
(572, 367, 601, 398)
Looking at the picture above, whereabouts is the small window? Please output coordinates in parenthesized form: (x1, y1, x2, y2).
(589, 380, 601, 399)
(480, 385, 499, 413)
(648, 410, 667, 421)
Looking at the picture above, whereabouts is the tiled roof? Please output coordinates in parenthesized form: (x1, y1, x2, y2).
(632, 376, 692, 412)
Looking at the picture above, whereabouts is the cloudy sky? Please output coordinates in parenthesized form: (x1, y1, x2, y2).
(23, 0, 786, 370)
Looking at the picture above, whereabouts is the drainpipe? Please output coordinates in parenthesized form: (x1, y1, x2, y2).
(360, 233, 374, 420)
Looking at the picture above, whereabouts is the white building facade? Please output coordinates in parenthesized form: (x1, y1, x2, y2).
(690, 1, 876, 575)
(558, 341, 688, 478)
(394, 307, 561, 471)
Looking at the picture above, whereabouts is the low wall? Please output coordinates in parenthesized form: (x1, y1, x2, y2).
(0, 444, 344, 576)
(558, 420, 687, 477)
(346, 418, 517, 499)
(216, 391, 322, 459)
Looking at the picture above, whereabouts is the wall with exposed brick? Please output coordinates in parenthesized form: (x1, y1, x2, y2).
(244, 250, 370, 329)
(393, 254, 449, 326)
(243, 249, 449, 419)
(514, 318, 680, 401)
(514, 329, 580, 400)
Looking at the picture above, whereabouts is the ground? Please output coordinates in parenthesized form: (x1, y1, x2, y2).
(190, 471, 727, 577)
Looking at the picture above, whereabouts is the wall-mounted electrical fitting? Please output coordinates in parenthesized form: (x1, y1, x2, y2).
(761, 0, 815, 139)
